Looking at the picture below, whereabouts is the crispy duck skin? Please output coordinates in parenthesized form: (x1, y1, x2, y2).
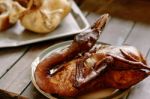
(35, 14, 150, 97)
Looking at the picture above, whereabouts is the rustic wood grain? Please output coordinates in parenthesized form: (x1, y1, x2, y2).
(86, 13, 134, 45)
(99, 17, 134, 45)
(0, 47, 41, 93)
(0, 40, 64, 94)
(0, 47, 28, 78)
(125, 23, 150, 56)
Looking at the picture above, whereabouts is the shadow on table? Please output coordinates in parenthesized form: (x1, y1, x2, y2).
(79, 0, 150, 24)
(0, 89, 27, 99)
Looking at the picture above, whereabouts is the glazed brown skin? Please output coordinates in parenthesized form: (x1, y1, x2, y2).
(74, 45, 149, 93)
(35, 14, 150, 97)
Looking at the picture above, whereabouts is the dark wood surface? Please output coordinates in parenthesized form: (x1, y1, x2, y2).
(0, 1, 150, 99)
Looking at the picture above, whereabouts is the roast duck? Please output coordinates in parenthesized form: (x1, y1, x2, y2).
(0, 0, 71, 33)
(35, 14, 150, 97)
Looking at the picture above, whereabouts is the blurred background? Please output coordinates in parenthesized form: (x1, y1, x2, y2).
(75, 0, 150, 24)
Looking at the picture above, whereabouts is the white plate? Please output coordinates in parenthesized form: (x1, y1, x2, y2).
(0, 1, 89, 48)
(31, 41, 130, 99)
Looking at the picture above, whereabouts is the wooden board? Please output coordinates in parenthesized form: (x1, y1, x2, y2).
(125, 23, 150, 56)
(99, 17, 134, 45)
(0, 47, 28, 78)
(0, 40, 64, 94)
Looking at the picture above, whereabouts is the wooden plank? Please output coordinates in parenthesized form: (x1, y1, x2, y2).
(125, 23, 150, 56)
(99, 18, 134, 45)
(0, 46, 28, 78)
(86, 13, 134, 45)
(21, 83, 47, 99)
(0, 41, 59, 94)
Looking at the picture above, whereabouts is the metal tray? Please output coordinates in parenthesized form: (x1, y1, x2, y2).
(0, 1, 89, 48)
(31, 41, 130, 99)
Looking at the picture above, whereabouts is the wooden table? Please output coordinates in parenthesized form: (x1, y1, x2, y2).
(0, 1, 150, 99)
